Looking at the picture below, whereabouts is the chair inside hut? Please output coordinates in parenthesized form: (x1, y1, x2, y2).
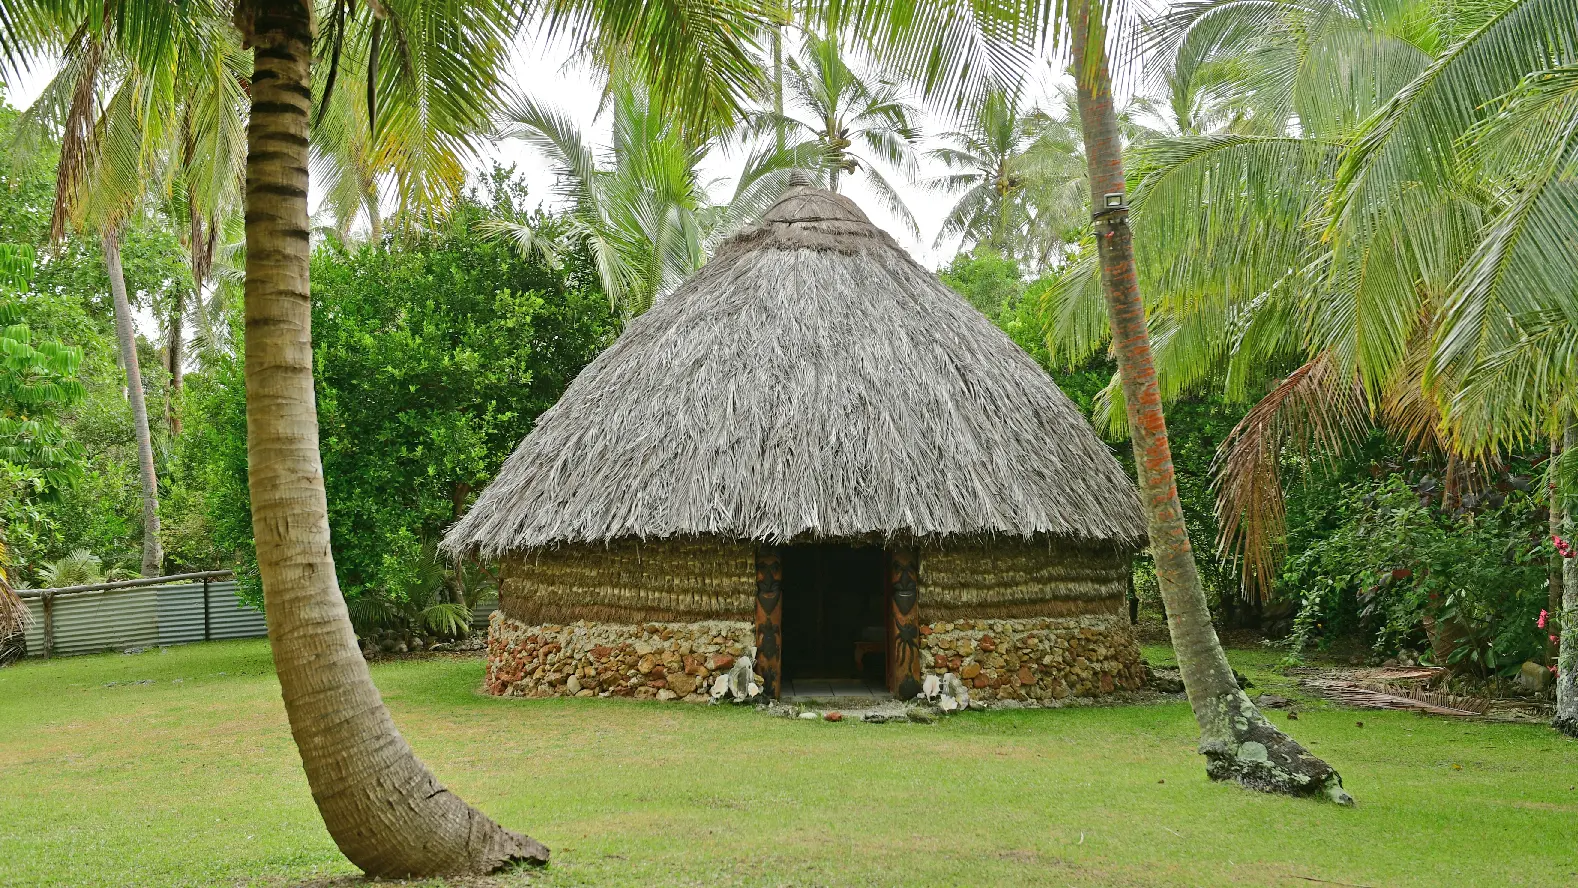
(779, 543, 889, 698)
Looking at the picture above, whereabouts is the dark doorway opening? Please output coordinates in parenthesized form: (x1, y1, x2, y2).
(781, 544, 887, 682)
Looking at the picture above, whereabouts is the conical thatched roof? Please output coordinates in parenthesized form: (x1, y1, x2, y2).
(444, 186, 1146, 559)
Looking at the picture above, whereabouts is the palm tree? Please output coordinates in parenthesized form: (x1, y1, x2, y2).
(1066, 0, 1350, 801)
(1406, 5, 1578, 734)
(498, 75, 801, 315)
(1052, 0, 1465, 592)
(228, 0, 550, 875)
(23, 10, 184, 578)
(929, 88, 1086, 269)
(1080, 0, 1577, 735)
(160, 15, 249, 434)
(751, 33, 920, 234)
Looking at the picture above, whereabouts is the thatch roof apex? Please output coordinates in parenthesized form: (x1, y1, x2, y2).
(444, 186, 1146, 558)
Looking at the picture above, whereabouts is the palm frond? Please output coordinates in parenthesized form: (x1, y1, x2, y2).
(1213, 353, 1368, 599)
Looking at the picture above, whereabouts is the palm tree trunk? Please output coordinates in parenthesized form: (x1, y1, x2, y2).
(166, 286, 185, 435)
(1556, 420, 1578, 736)
(234, 0, 548, 874)
(366, 179, 382, 242)
(104, 228, 163, 578)
(1550, 433, 1563, 649)
(1070, 0, 1349, 802)
(771, 24, 784, 153)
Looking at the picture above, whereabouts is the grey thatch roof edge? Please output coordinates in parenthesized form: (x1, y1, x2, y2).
(443, 186, 1147, 559)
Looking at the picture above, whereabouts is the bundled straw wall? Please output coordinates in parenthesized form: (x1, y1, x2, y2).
(918, 537, 1130, 619)
(499, 538, 755, 626)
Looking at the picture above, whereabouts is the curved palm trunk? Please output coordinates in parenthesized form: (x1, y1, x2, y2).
(235, 0, 548, 874)
(104, 229, 163, 578)
(1070, 1, 1349, 802)
(1556, 421, 1578, 736)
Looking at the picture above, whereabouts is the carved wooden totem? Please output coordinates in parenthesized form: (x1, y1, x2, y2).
(754, 547, 783, 698)
(889, 547, 922, 699)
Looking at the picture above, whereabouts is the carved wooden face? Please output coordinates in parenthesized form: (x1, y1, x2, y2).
(755, 553, 783, 614)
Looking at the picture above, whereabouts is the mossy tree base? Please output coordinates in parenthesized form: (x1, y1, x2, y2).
(1553, 712, 1578, 738)
(1201, 690, 1353, 805)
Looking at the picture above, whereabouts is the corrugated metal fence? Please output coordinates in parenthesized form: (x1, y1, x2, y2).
(18, 572, 267, 658)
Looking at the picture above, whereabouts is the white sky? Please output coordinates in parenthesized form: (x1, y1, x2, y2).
(5, 29, 1080, 343)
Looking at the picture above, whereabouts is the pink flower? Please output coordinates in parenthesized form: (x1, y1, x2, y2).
(1552, 635, 1560, 645)
(1539, 610, 1549, 629)
(1554, 535, 1577, 558)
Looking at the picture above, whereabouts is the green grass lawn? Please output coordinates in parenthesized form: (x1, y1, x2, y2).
(2, 640, 1574, 887)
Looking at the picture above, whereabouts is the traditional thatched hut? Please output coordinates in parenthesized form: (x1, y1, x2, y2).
(444, 183, 1148, 703)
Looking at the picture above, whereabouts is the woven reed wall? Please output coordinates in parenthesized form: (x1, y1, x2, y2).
(918, 538, 1128, 619)
(500, 538, 756, 625)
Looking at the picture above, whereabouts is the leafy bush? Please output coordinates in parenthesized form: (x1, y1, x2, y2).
(182, 172, 619, 615)
(1281, 475, 1548, 675)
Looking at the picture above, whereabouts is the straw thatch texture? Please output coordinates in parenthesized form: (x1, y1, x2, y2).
(500, 538, 755, 625)
(918, 538, 1129, 619)
(445, 185, 1144, 559)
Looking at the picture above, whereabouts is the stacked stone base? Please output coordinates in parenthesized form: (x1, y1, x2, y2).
(485, 612, 753, 701)
(485, 611, 1143, 703)
(919, 614, 1143, 702)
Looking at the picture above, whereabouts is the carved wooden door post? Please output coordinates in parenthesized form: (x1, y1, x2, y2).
(889, 548, 922, 699)
(754, 547, 784, 698)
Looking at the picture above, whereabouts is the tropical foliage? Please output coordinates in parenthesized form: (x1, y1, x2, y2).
(181, 171, 618, 612)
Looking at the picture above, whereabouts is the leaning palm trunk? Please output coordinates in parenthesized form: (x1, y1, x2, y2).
(1069, 1, 1349, 801)
(234, 0, 548, 874)
(1556, 421, 1578, 736)
(104, 229, 163, 578)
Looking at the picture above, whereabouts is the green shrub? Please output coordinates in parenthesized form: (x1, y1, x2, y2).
(1281, 475, 1548, 675)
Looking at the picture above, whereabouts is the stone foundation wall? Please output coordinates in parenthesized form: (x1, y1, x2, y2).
(919, 613, 1143, 702)
(485, 612, 753, 701)
(486, 611, 1143, 703)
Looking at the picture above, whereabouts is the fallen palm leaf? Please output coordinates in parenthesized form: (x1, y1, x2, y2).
(1301, 678, 1487, 717)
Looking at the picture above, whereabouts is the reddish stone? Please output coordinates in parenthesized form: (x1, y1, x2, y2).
(710, 654, 735, 671)
(919, 625, 934, 636)
(978, 636, 997, 652)
(972, 676, 988, 689)
(948, 656, 963, 671)
(651, 665, 667, 679)
(825, 712, 843, 722)
(933, 654, 948, 670)
(541, 643, 560, 655)
(1099, 673, 1115, 694)
(1017, 667, 1034, 686)
(591, 645, 613, 659)
(684, 655, 704, 674)
(649, 678, 667, 689)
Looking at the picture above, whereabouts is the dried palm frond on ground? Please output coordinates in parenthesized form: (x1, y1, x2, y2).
(1302, 677, 1488, 718)
(1298, 666, 1554, 721)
